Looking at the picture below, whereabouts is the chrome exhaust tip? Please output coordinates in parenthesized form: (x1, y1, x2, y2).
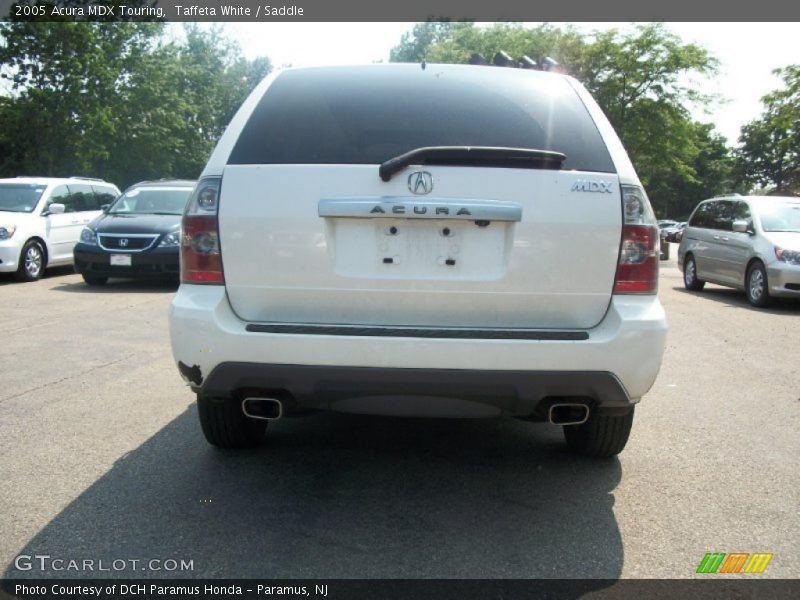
(548, 403, 590, 426)
(242, 397, 283, 421)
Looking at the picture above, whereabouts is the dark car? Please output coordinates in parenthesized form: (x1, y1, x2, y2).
(664, 222, 687, 243)
(666, 221, 686, 243)
(73, 179, 196, 285)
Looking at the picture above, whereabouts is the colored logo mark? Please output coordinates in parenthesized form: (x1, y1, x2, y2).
(697, 552, 773, 574)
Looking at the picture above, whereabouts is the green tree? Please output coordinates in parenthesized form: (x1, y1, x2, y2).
(0, 22, 164, 179)
(172, 24, 272, 178)
(736, 65, 800, 195)
(0, 22, 272, 187)
(663, 123, 736, 218)
(104, 41, 192, 184)
(389, 21, 461, 63)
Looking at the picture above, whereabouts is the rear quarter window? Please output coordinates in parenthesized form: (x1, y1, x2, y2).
(691, 201, 737, 231)
(689, 202, 712, 229)
(228, 66, 615, 173)
(93, 185, 119, 207)
(67, 183, 96, 211)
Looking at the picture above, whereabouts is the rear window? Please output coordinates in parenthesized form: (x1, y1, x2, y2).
(228, 66, 615, 173)
(690, 201, 733, 230)
(93, 185, 119, 207)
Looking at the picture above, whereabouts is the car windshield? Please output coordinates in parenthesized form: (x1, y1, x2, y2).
(0, 183, 47, 213)
(759, 204, 800, 233)
(109, 187, 193, 215)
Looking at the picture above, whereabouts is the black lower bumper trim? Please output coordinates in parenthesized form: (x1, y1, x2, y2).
(196, 363, 631, 417)
(74, 249, 178, 278)
(245, 323, 589, 340)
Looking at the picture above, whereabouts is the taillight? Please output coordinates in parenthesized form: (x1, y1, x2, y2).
(614, 185, 658, 294)
(181, 177, 224, 284)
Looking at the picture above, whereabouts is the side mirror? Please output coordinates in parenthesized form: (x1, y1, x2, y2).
(101, 204, 110, 213)
(46, 203, 66, 215)
(732, 219, 753, 235)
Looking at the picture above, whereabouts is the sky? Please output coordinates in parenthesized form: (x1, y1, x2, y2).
(221, 22, 800, 145)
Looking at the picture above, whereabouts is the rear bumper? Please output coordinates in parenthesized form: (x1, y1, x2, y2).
(198, 363, 631, 418)
(74, 244, 178, 278)
(169, 286, 667, 416)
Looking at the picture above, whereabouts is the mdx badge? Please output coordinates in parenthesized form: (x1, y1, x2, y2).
(408, 171, 433, 195)
(571, 180, 613, 193)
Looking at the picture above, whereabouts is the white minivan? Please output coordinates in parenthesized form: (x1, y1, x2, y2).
(169, 64, 668, 456)
(0, 177, 120, 281)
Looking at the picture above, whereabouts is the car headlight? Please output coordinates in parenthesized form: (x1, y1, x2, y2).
(159, 231, 181, 247)
(0, 225, 16, 240)
(80, 227, 97, 245)
(775, 247, 800, 265)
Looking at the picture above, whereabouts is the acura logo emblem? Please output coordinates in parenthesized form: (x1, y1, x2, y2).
(119, 238, 129, 247)
(408, 171, 433, 195)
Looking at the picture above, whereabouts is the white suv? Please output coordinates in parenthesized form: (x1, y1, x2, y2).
(0, 177, 120, 281)
(169, 64, 667, 457)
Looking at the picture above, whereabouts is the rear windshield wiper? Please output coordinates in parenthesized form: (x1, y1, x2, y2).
(378, 146, 566, 182)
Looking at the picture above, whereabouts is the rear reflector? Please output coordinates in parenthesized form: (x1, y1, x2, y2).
(181, 178, 224, 285)
(614, 185, 658, 294)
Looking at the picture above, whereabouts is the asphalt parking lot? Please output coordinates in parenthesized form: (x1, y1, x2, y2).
(0, 254, 798, 580)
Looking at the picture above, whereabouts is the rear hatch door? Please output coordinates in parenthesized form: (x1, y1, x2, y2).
(218, 65, 622, 330)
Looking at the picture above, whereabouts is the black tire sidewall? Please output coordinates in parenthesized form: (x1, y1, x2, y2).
(683, 255, 703, 290)
(197, 395, 267, 449)
(563, 408, 635, 458)
(82, 274, 108, 286)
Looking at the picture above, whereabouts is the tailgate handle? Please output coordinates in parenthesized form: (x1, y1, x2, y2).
(319, 198, 522, 222)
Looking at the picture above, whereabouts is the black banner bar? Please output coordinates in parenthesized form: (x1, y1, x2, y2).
(1, 0, 800, 22)
(3, 579, 800, 600)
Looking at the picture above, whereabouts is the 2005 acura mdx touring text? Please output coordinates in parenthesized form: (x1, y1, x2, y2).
(169, 64, 668, 457)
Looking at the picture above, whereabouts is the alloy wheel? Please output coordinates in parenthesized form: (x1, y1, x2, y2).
(749, 268, 764, 302)
(25, 246, 42, 279)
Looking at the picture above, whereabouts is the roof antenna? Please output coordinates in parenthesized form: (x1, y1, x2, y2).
(421, 59, 426, 70)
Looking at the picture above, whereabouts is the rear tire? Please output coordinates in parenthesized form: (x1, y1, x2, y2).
(82, 274, 108, 286)
(15, 240, 45, 282)
(197, 395, 267, 449)
(746, 261, 772, 308)
(683, 254, 705, 291)
(563, 409, 634, 458)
